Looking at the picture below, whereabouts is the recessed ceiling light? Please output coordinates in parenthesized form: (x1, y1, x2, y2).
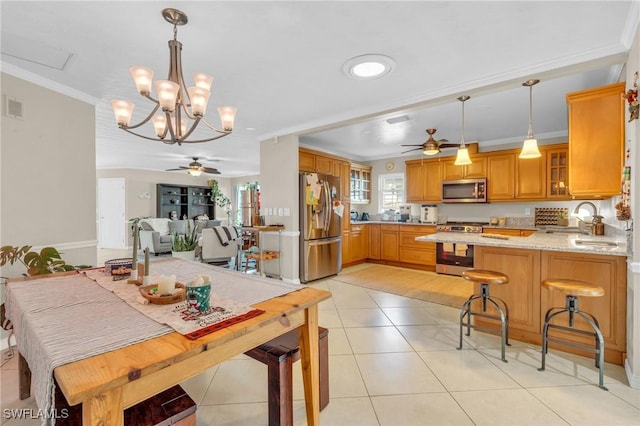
(343, 54, 395, 80)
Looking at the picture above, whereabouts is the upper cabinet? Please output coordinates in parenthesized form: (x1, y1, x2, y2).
(487, 153, 516, 201)
(350, 163, 372, 204)
(442, 156, 486, 180)
(567, 82, 625, 199)
(546, 147, 570, 199)
(406, 160, 442, 203)
(516, 153, 546, 199)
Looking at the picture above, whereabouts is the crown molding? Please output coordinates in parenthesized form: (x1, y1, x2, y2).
(1, 62, 101, 105)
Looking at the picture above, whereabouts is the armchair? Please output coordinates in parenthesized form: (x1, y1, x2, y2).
(139, 218, 173, 255)
(200, 227, 240, 264)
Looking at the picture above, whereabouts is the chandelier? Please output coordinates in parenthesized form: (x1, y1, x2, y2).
(111, 8, 236, 145)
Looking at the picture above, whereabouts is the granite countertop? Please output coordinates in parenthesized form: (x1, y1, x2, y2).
(416, 231, 628, 256)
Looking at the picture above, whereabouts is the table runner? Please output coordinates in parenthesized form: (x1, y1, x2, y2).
(84, 258, 300, 338)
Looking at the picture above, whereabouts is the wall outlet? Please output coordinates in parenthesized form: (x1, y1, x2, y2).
(524, 208, 531, 216)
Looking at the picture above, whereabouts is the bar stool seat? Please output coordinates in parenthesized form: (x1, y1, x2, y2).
(539, 278, 607, 390)
(458, 269, 510, 362)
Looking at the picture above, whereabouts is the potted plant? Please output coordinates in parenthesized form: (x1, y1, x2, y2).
(0, 245, 90, 276)
(208, 179, 232, 224)
(171, 221, 199, 261)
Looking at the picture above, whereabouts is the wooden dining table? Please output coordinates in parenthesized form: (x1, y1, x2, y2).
(9, 271, 332, 426)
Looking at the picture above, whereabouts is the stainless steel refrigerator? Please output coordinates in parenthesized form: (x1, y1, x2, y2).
(299, 172, 342, 283)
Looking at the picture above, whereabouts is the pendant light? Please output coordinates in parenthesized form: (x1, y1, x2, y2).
(454, 95, 472, 166)
(519, 79, 542, 159)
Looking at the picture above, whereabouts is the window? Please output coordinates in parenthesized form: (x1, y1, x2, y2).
(378, 173, 404, 212)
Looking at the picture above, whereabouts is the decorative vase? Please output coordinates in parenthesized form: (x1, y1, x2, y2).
(172, 250, 196, 261)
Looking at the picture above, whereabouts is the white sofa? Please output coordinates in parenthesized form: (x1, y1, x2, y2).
(200, 227, 240, 264)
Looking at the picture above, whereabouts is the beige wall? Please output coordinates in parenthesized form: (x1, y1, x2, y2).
(1, 73, 96, 277)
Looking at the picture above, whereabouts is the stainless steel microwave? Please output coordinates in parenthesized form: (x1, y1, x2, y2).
(442, 178, 487, 203)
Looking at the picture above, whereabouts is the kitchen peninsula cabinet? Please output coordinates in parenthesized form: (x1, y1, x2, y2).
(567, 82, 625, 199)
(541, 250, 626, 362)
(473, 244, 627, 364)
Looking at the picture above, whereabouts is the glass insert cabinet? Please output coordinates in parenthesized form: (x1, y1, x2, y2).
(350, 163, 372, 204)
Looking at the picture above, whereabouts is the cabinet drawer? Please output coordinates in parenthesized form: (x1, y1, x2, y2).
(399, 247, 436, 265)
(400, 233, 436, 249)
(380, 224, 400, 231)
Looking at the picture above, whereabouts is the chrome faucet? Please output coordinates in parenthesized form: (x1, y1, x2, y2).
(573, 201, 599, 233)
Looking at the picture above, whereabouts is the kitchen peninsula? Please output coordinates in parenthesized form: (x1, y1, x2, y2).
(418, 230, 627, 365)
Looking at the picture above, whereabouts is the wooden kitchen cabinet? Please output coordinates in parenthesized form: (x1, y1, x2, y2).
(351, 163, 372, 204)
(546, 146, 570, 199)
(487, 153, 516, 200)
(405, 160, 442, 203)
(567, 82, 625, 199)
(342, 230, 351, 264)
(516, 153, 546, 199)
(299, 149, 316, 172)
(541, 250, 626, 364)
(380, 224, 399, 261)
(368, 224, 381, 260)
(399, 225, 436, 267)
(442, 156, 486, 180)
(350, 224, 369, 263)
(405, 161, 425, 202)
(474, 246, 542, 334)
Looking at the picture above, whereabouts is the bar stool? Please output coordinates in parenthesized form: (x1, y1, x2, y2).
(538, 278, 607, 390)
(458, 269, 510, 362)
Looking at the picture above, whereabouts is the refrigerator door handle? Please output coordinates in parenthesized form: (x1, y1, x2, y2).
(323, 180, 331, 233)
(307, 237, 341, 246)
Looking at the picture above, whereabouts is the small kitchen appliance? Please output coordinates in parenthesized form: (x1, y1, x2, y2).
(360, 212, 370, 221)
(420, 205, 438, 224)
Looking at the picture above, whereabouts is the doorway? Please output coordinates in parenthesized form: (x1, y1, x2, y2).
(98, 178, 126, 249)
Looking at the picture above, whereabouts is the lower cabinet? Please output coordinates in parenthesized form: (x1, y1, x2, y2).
(380, 224, 399, 261)
(399, 225, 436, 266)
(350, 225, 368, 262)
(541, 250, 626, 361)
(474, 245, 626, 364)
(474, 246, 541, 334)
(368, 224, 380, 260)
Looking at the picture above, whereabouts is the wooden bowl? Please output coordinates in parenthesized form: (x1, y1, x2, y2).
(139, 282, 186, 305)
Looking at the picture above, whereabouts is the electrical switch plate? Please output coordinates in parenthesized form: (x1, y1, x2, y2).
(283, 208, 290, 216)
(265, 208, 272, 215)
(278, 208, 284, 216)
(525, 208, 531, 216)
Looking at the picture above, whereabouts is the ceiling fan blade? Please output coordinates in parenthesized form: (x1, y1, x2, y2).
(201, 167, 221, 174)
(400, 144, 424, 147)
(401, 147, 423, 154)
(436, 138, 449, 143)
(438, 143, 461, 149)
(178, 166, 191, 170)
(165, 168, 182, 171)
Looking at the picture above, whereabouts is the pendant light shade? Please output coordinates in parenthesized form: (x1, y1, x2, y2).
(454, 95, 472, 166)
(519, 79, 542, 159)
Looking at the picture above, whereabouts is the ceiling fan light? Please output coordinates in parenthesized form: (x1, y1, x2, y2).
(519, 138, 541, 159)
(423, 148, 440, 156)
(188, 168, 203, 177)
(454, 147, 472, 166)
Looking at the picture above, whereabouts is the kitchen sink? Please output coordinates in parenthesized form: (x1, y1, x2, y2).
(573, 239, 620, 247)
(543, 226, 589, 235)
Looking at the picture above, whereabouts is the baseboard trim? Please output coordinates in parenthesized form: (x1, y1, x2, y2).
(625, 359, 640, 389)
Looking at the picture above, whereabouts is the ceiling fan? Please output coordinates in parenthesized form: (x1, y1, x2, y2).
(401, 128, 461, 155)
(166, 157, 220, 176)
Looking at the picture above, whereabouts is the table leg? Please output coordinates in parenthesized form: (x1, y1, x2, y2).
(298, 305, 320, 426)
(18, 352, 31, 400)
(82, 387, 124, 426)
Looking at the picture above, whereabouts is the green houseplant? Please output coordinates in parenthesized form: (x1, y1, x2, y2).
(0, 245, 89, 276)
(171, 221, 198, 260)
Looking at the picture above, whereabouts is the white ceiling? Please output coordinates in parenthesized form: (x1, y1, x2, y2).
(1, 1, 637, 177)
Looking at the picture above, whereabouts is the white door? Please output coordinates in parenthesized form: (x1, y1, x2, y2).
(98, 178, 126, 249)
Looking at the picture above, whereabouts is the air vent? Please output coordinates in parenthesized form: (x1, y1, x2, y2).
(4, 96, 23, 120)
(386, 115, 410, 125)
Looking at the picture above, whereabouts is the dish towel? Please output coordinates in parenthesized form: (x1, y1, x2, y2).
(455, 243, 468, 256)
(443, 242, 454, 253)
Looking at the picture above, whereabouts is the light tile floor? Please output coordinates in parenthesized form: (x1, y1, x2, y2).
(2, 268, 640, 425)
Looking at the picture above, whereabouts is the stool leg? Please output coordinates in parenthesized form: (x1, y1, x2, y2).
(484, 298, 508, 363)
(538, 308, 567, 372)
(575, 311, 608, 391)
(266, 353, 294, 426)
(458, 295, 480, 350)
(492, 295, 511, 347)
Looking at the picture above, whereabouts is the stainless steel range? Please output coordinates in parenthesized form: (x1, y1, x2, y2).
(435, 222, 487, 276)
